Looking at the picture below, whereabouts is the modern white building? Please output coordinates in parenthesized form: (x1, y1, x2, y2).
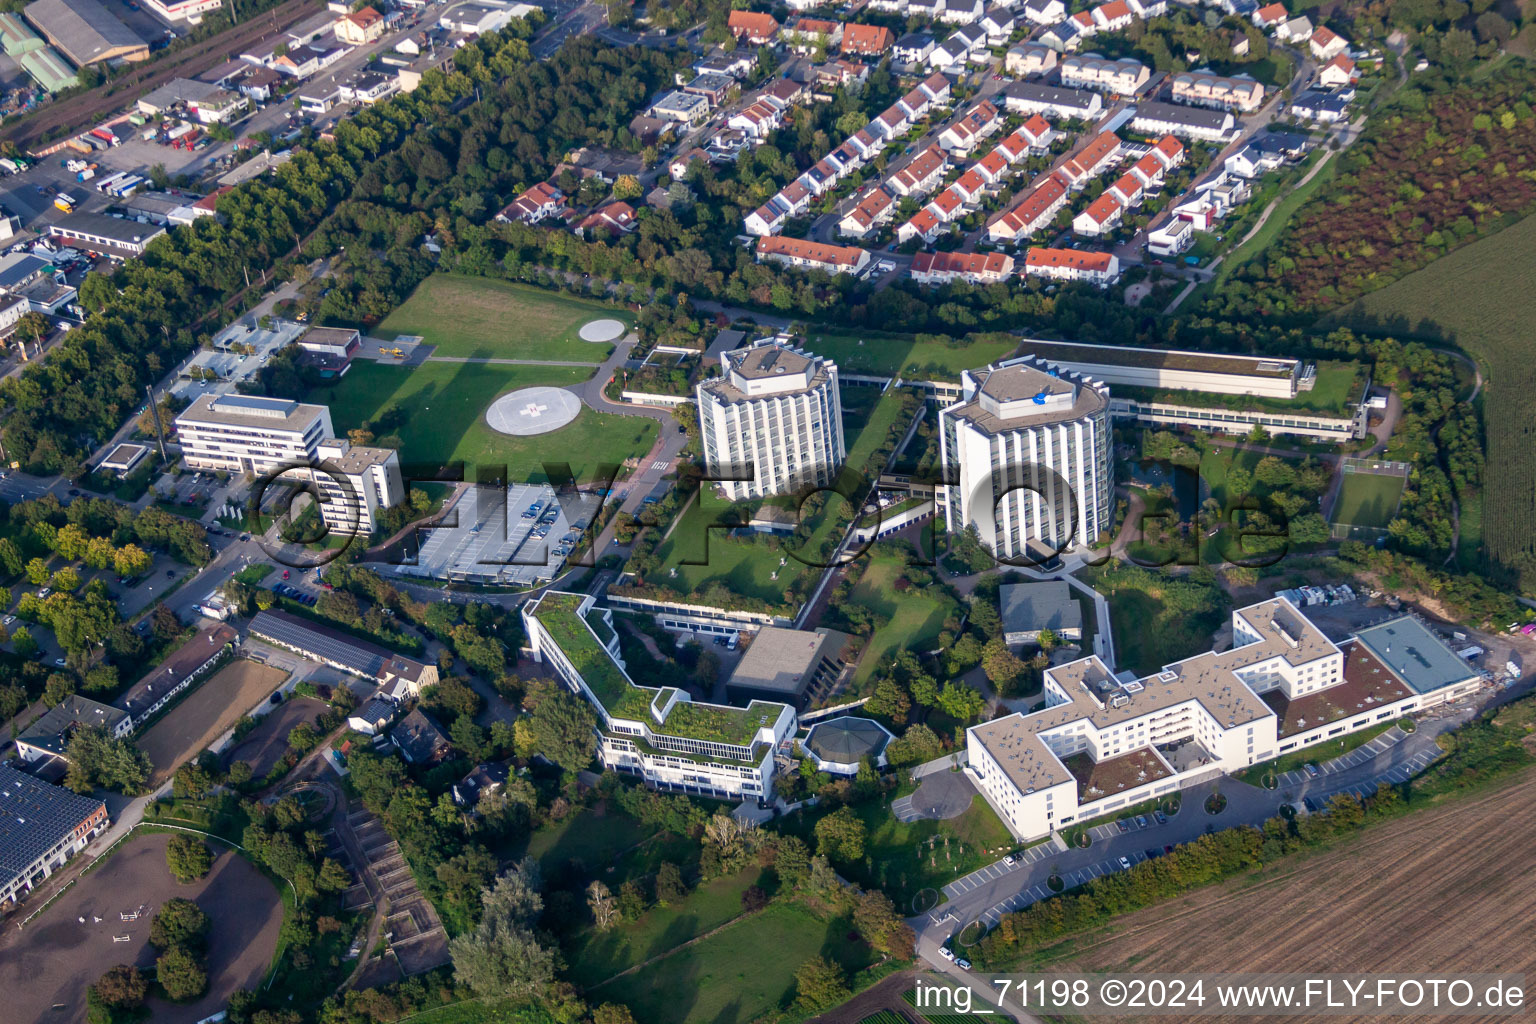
(304, 437, 406, 536)
(523, 592, 797, 801)
(939, 357, 1112, 559)
(174, 394, 333, 477)
(697, 336, 845, 502)
(967, 600, 1485, 842)
(1023, 339, 1305, 399)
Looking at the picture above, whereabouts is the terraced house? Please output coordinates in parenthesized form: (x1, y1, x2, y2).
(523, 592, 797, 800)
(967, 599, 1485, 842)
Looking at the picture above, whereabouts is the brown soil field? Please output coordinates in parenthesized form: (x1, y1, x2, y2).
(1044, 771, 1536, 1024)
(222, 695, 327, 777)
(0, 832, 282, 1024)
(138, 660, 289, 784)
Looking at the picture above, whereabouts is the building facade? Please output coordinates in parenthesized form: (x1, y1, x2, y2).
(0, 765, 109, 904)
(697, 336, 846, 502)
(174, 394, 334, 477)
(939, 357, 1113, 559)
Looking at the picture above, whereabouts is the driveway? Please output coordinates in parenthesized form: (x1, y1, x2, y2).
(894, 769, 978, 822)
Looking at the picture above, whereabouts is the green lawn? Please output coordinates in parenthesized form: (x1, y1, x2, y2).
(563, 868, 766, 989)
(1113, 359, 1361, 417)
(850, 794, 1015, 908)
(849, 553, 958, 686)
(305, 361, 656, 483)
(1216, 151, 1339, 285)
(800, 329, 1017, 380)
(586, 902, 878, 1024)
(1079, 563, 1229, 677)
(1331, 471, 1406, 529)
(1232, 721, 1398, 785)
(376, 274, 629, 362)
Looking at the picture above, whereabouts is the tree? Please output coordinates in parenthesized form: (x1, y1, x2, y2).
(25, 557, 49, 585)
(151, 898, 210, 950)
(64, 728, 152, 795)
(166, 835, 213, 883)
(655, 861, 687, 905)
(864, 678, 911, 725)
(155, 945, 208, 1001)
(90, 964, 148, 1011)
(51, 566, 81, 592)
(523, 689, 597, 777)
(813, 805, 866, 864)
(885, 723, 945, 767)
(173, 761, 212, 800)
(449, 861, 560, 1001)
(592, 1005, 637, 1024)
(981, 638, 1026, 694)
(936, 681, 987, 722)
(852, 889, 915, 958)
(793, 955, 850, 1013)
(740, 884, 769, 912)
(612, 174, 643, 201)
(10, 625, 38, 659)
(587, 880, 620, 930)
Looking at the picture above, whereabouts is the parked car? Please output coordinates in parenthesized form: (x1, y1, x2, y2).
(938, 946, 955, 962)
(281, 569, 291, 580)
(1154, 810, 1168, 825)
(1118, 856, 1132, 870)
(1003, 853, 1016, 866)
(1304, 763, 1320, 778)
(1136, 815, 1148, 828)
(1115, 819, 1130, 833)
(956, 958, 973, 971)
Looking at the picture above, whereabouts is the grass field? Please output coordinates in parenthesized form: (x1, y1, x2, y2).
(849, 553, 959, 686)
(1331, 471, 1406, 529)
(1041, 771, 1536, 1021)
(376, 274, 628, 362)
(1329, 212, 1536, 581)
(800, 329, 1017, 380)
(849, 794, 1015, 908)
(305, 361, 656, 483)
(1216, 152, 1340, 284)
(586, 902, 877, 1024)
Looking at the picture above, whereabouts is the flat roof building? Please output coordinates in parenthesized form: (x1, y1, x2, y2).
(47, 212, 166, 258)
(173, 393, 333, 478)
(303, 437, 406, 537)
(1000, 581, 1084, 644)
(99, 442, 150, 475)
(0, 765, 110, 904)
(24, 0, 147, 65)
(726, 626, 852, 707)
(803, 716, 893, 774)
(1024, 338, 1303, 400)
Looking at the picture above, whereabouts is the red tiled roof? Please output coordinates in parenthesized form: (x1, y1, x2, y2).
(842, 23, 895, 53)
(1255, 2, 1287, 21)
(756, 235, 867, 268)
(728, 10, 780, 38)
(1080, 193, 1121, 224)
(1097, 0, 1133, 20)
(912, 250, 1013, 277)
(1026, 246, 1115, 271)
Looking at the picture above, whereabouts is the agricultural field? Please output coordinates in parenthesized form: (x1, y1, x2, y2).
(585, 901, 878, 1024)
(1332, 211, 1536, 583)
(800, 329, 1017, 380)
(848, 553, 960, 686)
(375, 274, 629, 361)
(305, 361, 656, 483)
(1042, 772, 1536, 1024)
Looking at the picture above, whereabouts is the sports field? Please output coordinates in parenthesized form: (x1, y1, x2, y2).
(376, 275, 629, 362)
(1331, 471, 1406, 530)
(1331, 212, 1536, 579)
(137, 660, 289, 784)
(306, 361, 657, 483)
(800, 329, 1017, 380)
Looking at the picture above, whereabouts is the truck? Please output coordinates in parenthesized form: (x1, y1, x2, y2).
(164, 121, 194, 142)
(95, 170, 127, 193)
(108, 175, 143, 197)
(76, 167, 95, 182)
(53, 193, 75, 213)
(89, 127, 115, 145)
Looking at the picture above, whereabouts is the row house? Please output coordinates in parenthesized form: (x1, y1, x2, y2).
(1131, 100, 1234, 140)
(839, 187, 897, 238)
(1006, 41, 1058, 75)
(987, 171, 1069, 242)
(1108, 170, 1145, 206)
(1068, 10, 1098, 38)
(1318, 53, 1358, 88)
(888, 144, 949, 196)
(1072, 191, 1124, 235)
(756, 236, 872, 275)
(1170, 69, 1265, 112)
(729, 98, 788, 139)
(929, 23, 989, 68)
(745, 179, 812, 236)
(1023, 246, 1120, 285)
(894, 31, 936, 65)
(941, 0, 987, 24)
(910, 250, 1015, 285)
(1058, 131, 1123, 188)
(1127, 0, 1167, 14)
(1060, 54, 1150, 95)
(1003, 81, 1104, 120)
(782, 17, 843, 53)
(901, 207, 945, 244)
(938, 99, 1002, 155)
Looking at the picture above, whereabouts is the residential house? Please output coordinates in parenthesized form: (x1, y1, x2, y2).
(1275, 14, 1311, 41)
(1224, 140, 1283, 177)
(1318, 53, 1358, 88)
(1127, 0, 1167, 15)
(1290, 89, 1350, 123)
(782, 17, 843, 52)
(1038, 19, 1081, 51)
(669, 148, 710, 180)
(1003, 81, 1103, 119)
(1170, 69, 1264, 112)
(899, 207, 944, 243)
(334, 5, 385, 44)
(1252, 1, 1287, 25)
(1058, 130, 1123, 186)
(575, 201, 638, 239)
(348, 696, 397, 736)
(938, 99, 1001, 154)
(1072, 192, 1123, 235)
(979, 6, 1016, 41)
(888, 144, 948, 196)
(1090, 0, 1135, 31)
(839, 187, 897, 238)
(929, 23, 987, 67)
(729, 98, 787, 139)
(1023, 0, 1067, 23)
(1108, 170, 1144, 205)
(683, 72, 736, 106)
(496, 182, 564, 224)
(910, 250, 1015, 285)
(1146, 213, 1194, 255)
(893, 31, 936, 66)
(1023, 246, 1120, 284)
(1006, 41, 1058, 75)
(940, 0, 986, 23)
(393, 708, 452, 765)
(755, 236, 872, 275)
(842, 23, 895, 55)
(816, 59, 870, 90)
(1169, 172, 1251, 229)
(1310, 26, 1348, 59)
(1060, 54, 1149, 95)
(694, 52, 755, 79)
(728, 10, 780, 44)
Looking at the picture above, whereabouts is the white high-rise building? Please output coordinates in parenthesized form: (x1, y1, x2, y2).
(697, 336, 845, 502)
(305, 438, 406, 536)
(939, 357, 1111, 559)
(174, 394, 333, 477)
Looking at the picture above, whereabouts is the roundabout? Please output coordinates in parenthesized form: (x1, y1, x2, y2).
(578, 317, 627, 343)
(485, 386, 582, 436)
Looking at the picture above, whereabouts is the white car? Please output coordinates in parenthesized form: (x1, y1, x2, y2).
(1118, 856, 1132, 870)
(1003, 853, 1016, 866)
(938, 946, 956, 962)
(956, 958, 973, 971)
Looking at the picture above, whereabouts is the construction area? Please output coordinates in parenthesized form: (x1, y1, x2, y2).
(344, 804, 450, 977)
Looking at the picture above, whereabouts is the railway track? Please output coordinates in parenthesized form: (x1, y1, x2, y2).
(4, 0, 326, 150)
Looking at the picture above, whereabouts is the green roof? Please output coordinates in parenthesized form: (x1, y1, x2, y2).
(532, 592, 781, 747)
(18, 46, 77, 92)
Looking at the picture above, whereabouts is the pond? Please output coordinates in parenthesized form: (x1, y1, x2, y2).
(1124, 459, 1207, 520)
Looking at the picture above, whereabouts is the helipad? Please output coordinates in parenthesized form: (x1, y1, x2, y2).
(578, 318, 626, 343)
(485, 386, 582, 436)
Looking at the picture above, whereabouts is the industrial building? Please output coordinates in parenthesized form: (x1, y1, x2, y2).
(725, 626, 852, 707)
(697, 335, 845, 502)
(938, 357, 1113, 560)
(523, 591, 797, 801)
(0, 765, 110, 904)
(24, 0, 148, 65)
(47, 212, 166, 259)
(0, 14, 76, 91)
(967, 598, 1485, 842)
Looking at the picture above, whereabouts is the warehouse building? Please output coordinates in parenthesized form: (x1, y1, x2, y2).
(0, 765, 110, 904)
(47, 212, 166, 259)
(24, 0, 148, 65)
(0, 12, 77, 90)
